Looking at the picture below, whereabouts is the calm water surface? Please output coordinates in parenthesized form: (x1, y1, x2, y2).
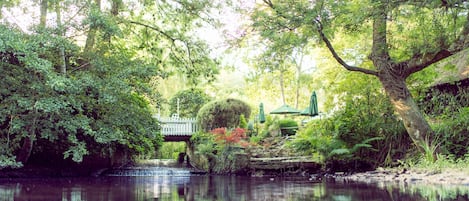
(1, 172, 469, 201)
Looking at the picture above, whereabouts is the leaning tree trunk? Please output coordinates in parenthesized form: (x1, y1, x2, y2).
(377, 67, 433, 153)
(369, 3, 434, 155)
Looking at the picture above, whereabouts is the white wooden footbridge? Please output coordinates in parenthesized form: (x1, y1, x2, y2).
(154, 114, 198, 141)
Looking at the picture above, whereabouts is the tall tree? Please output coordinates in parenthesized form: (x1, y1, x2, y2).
(39, 0, 48, 27)
(250, 0, 469, 156)
(84, 0, 101, 53)
(55, 0, 66, 74)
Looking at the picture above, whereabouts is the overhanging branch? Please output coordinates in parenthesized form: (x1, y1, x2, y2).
(314, 20, 379, 76)
(127, 20, 193, 68)
(128, 20, 176, 42)
(404, 10, 469, 76)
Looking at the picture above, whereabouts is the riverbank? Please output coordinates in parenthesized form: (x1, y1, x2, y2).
(335, 167, 469, 185)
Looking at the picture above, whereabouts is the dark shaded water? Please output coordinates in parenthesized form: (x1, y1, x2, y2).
(1, 168, 469, 201)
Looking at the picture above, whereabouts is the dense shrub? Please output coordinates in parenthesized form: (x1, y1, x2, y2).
(431, 107, 469, 158)
(290, 92, 411, 167)
(418, 79, 469, 116)
(278, 119, 298, 136)
(417, 80, 469, 158)
(197, 98, 251, 131)
(190, 128, 250, 173)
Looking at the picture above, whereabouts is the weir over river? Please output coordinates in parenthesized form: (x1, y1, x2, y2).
(2, 163, 469, 201)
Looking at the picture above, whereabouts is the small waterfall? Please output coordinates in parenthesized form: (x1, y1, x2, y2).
(103, 159, 202, 176)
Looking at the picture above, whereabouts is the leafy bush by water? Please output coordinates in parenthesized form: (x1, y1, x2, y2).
(431, 107, 469, 158)
(290, 92, 411, 168)
(190, 128, 250, 173)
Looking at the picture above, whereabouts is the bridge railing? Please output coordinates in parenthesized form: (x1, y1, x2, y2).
(155, 114, 198, 136)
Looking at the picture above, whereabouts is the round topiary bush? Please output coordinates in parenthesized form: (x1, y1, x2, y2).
(197, 98, 251, 131)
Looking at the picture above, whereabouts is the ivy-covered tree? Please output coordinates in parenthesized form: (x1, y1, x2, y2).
(249, 0, 469, 157)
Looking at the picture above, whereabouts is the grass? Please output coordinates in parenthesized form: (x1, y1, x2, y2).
(402, 154, 469, 174)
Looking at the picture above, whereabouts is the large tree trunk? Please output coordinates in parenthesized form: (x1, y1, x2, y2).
(370, 1, 433, 155)
(378, 69, 433, 153)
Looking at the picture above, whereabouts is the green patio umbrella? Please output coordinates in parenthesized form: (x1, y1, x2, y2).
(300, 107, 311, 116)
(270, 104, 301, 115)
(259, 103, 266, 123)
(309, 91, 319, 116)
(300, 91, 319, 116)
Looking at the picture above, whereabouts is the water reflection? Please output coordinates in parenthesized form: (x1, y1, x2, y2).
(0, 176, 469, 201)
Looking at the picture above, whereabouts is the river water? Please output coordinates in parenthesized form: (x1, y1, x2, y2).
(1, 167, 469, 201)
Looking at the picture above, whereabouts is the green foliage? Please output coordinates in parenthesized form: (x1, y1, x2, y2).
(239, 114, 248, 129)
(250, 115, 277, 141)
(197, 98, 251, 132)
(82, 7, 121, 40)
(190, 128, 249, 173)
(0, 24, 163, 168)
(0, 155, 21, 169)
(278, 119, 298, 136)
(247, 0, 469, 163)
(289, 118, 344, 163)
(418, 83, 469, 116)
(415, 80, 469, 160)
(431, 107, 469, 158)
(156, 142, 186, 159)
(290, 89, 410, 167)
(115, 1, 221, 86)
(190, 131, 217, 171)
(169, 88, 210, 118)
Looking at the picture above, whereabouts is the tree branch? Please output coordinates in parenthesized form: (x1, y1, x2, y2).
(127, 20, 177, 42)
(127, 20, 192, 68)
(402, 50, 452, 76)
(314, 19, 379, 76)
(404, 10, 469, 76)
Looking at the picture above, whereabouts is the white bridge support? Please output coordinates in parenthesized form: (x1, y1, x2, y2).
(155, 114, 198, 141)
